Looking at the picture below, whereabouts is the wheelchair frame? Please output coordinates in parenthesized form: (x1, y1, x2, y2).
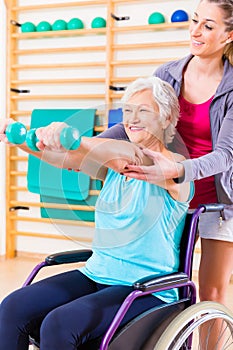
(24, 203, 226, 350)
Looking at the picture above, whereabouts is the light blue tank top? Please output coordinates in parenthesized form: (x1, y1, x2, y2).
(80, 169, 193, 303)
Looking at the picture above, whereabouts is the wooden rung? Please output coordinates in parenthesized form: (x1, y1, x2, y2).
(9, 187, 100, 196)
(10, 110, 105, 117)
(10, 229, 94, 240)
(113, 0, 151, 3)
(10, 186, 28, 191)
(8, 117, 104, 133)
(112, 22, 190, 33)
(12, 42, 189, 56)
(10, 110, 31, 116)
(13, 46, 106, 55)
(11, 62, 106, 70)
(10, 200, 95, 211)
(10, 217, 94, 228)
(10, 58, 176, 72)
(94, 126, 105, 132)
(10, 94, 105, 100)
(111, 57, 177, 66)
(11, 78, 106, 85)
(111, 76, 140, 83)
(110, 93, 124, 99)
(10, 171, 27, 176)
(112, 41, 189, 50)
(12, 1, 106, 12)
(12, 27, 106, 39)
(10, 156, 28, 161)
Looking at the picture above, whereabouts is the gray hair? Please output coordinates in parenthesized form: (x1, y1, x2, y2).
(121, 76, 180, 144)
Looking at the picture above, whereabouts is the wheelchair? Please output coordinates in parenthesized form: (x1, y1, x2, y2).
(23, 203, 233, 350)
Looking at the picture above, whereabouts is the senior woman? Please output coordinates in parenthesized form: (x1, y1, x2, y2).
(0, 77, 192, 350)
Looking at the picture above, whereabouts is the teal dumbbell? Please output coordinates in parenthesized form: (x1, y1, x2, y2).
(5, 122, 27, 144)
(26, 126, 81, 151)
(25, 128, 40, 151)
(60, 126, 81, 150)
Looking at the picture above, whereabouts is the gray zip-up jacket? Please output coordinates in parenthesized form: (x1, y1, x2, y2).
(155, 54, 233, 219)
(99, 55, 233, 219)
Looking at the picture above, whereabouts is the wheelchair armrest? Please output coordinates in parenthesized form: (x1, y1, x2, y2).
(133, 272, 189, 292)
(198, 203, 225, 212)
(45, 249, 93, 265)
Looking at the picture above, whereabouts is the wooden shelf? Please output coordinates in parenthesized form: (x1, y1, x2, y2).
(11, 1, 107, 12)
(12, 27, 107, 39)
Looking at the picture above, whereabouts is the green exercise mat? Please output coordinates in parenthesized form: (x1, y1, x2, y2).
(40, 179, 102, 222)
(27, 109, 98, 221)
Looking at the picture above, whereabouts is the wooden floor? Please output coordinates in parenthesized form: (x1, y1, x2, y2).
(1, 255, 233, 350)
(1, 255, 233, 310)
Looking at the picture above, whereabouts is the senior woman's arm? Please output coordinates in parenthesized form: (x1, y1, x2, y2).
(0, 119, 149, 180)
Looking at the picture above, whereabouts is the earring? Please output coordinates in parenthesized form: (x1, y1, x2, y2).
(226, 38, 232, 44)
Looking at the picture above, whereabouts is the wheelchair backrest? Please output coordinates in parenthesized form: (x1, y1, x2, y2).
(179, 211, 199, 279)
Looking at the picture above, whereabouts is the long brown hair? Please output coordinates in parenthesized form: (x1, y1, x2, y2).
(201, 0, 233, 65)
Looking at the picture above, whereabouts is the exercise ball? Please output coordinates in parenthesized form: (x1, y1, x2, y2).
(52, 19, 67, 31)
(171, 9, 189, 22)
(91, 17, 106, 28)
(148, 12, 165, 25)
(67, 18, 84, 30)
(36, 21, 52, 32)
(21, 22, 36, 33)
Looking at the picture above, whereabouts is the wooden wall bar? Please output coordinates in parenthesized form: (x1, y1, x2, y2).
(4, 0, 192, 257)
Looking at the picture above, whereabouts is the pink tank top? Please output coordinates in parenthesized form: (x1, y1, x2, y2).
(177, 95, 218, 209)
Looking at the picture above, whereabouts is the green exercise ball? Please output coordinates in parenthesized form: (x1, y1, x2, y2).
(52, 19, 67, 31)
(67, 18, 84, 30)
(91, 17, 106, 28)
(21, 22, 36, 33)
(148, 12, 165, 24)
(36, 21, 52, 32)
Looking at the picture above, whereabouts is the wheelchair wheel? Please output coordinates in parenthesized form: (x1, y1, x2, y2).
(154, 301, 233, 350)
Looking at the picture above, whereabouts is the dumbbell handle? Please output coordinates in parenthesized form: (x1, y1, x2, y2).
(4, 122, 27, 145)
(26, 126, 81, 151)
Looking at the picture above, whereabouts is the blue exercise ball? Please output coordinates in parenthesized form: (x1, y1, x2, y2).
(171, 9, 189, 23)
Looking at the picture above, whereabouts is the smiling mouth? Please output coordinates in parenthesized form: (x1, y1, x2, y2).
(192, 39, 204, 46)
(129, 126, 144, 131)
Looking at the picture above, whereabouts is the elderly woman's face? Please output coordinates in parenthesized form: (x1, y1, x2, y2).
(123, 89, 166, 147)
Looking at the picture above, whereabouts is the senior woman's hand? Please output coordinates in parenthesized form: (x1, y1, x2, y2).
(123, 148, 185, 184)
(35, 122, 69, 152)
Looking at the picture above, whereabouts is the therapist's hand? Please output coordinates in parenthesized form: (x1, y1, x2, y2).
(123, 148, 185, 184)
